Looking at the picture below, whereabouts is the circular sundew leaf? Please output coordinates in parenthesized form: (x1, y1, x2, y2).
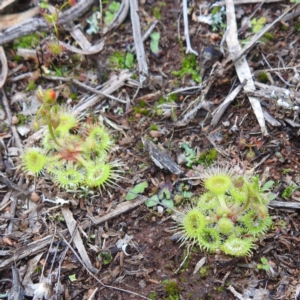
(22, 147, 47, 175)
(220, 236, 254, 256)
(197, 192, 219, 211)
(86, 125, 113, 152)
(57, 110, 78, 131)
(53, 165, 85, 189)
(45, 156, 65, 174)
(204, 174, 232, 195)
(198, 228, 221, 253)
(215, 206, 231, 217)
(230, 176, 249, 203)
(241, 210, 272, 236)
(85, 163, 111, 188)
(85, 160, 124, 189)
(218, 217, 234, 234)
(182, 209, 206, 242)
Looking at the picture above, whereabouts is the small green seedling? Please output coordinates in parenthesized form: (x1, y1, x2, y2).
(146, 183, 174, 209)
(124, 52, 135, 69)
(150, 32, 160, 55)
(13, 33, 43, 50)
(158, 184, 174, 210)
(198, 149, 218, 166)
(180, 144, 218, 167)
(257, 71, 269, 83)
(282, 183, 297, 198)
(125, 181, 148, 200)
(275, 152, 285, 163)
(257, 257, 271, 271)
(104, 1, 121, 25)
(174, 183, 193, 204)
(98, 252, 113, 265)
(251, 17, 267, 33)
(68, 274, 77, 282)
(152, 2, 166, 19)
(109, 51, 135, 69)
(180, 143, 197, 167)
(211, 6, 226, 32)
(86, 11, 101, 34)
(281, 168, 291, 175)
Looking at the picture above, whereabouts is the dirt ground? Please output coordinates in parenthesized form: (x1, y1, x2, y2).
(1, 0, 300, 299)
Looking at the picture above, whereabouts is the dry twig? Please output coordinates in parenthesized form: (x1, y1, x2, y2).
(0, 0, 94, 45)
(225, 0, 268, 135)
(130, 0, 148, 86)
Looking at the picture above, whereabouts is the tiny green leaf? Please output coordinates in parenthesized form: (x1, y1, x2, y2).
(40, 2, 49, 9)
(99, 252, 113, 265)
(267, 193, 277, 201)
(261, 180, 274, 191)
(251, 17, 267, 33)
(161, 199, 174, 209)
(68, 274, 77, 282)
(125, 181, 148, 200)
(150, 32, 160, 54)
(145, 194, 159, 207)
(125, 52, 135, 69)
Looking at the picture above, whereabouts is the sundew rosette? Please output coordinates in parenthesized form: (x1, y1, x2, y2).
(21, 104, 124, 192)
(171, 165, 273, 257)
(21, 147, 48, 175)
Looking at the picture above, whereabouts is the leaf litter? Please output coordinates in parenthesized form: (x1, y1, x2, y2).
(0, 0, 300, 299)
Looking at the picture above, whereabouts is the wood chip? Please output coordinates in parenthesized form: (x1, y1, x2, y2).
(142, 138, 183, 174)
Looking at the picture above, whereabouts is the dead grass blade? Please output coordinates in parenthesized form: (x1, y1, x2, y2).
(61, 206, 98, 274)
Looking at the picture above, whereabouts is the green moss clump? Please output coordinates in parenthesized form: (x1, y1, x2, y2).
(257, 71, 268, 83)
(163, 280, 181, 300)
(172, 54, 201, 83)
(13, 33, 45, 50)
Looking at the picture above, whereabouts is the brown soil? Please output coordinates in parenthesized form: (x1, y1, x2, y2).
(1, 0, 300, 299)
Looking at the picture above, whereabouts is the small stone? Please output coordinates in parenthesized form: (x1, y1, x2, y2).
(157, 205, 164, 215)
(30, 192, 40, 202)
(7, 147, 20, 156)
(17, 125, 31, 136)
(0, 109, 5, 120)
(222, 120, 230, 127)
(11, 115, 19, 125)
(149, 130, 162, 138)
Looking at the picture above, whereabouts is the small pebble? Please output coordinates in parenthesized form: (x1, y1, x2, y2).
(11, 115, 19, 125)
(30, 192, 40, 202)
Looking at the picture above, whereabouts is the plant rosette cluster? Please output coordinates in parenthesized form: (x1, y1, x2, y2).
(172, 166, 275, 257)
(22, 103, 123, 190)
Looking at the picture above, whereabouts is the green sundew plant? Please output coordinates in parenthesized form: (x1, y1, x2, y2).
(21, 88, 124, 191)
(172, 166, 275, 256)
